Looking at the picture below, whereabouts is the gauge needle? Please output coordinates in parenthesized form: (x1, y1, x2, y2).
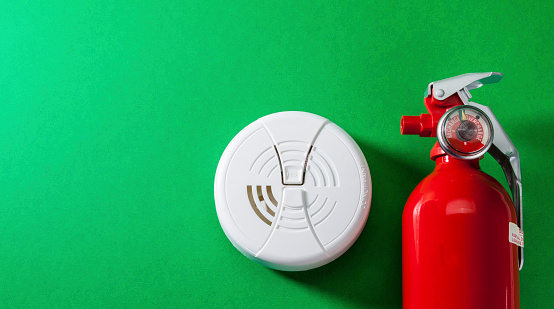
(459, 109, 466, 122)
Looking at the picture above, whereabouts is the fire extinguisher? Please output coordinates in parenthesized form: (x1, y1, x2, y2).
(400, 72, 523, 309)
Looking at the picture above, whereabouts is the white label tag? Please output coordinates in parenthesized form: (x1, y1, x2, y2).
(509, 222, 524, 247)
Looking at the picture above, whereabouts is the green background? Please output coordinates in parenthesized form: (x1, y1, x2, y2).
(1, 1, 552, 308)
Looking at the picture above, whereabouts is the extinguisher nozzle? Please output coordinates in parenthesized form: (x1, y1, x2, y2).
(401, 116, 421, 135)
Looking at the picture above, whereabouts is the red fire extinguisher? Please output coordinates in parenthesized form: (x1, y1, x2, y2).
(400, 72, 523, 309)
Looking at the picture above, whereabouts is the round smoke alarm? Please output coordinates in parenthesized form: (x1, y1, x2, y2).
(214, 111, 371, 271)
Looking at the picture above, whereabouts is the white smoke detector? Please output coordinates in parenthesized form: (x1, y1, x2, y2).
(214, 111, 372, 271)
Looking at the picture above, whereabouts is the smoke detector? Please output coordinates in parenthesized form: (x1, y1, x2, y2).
(214, 111, 371, 271)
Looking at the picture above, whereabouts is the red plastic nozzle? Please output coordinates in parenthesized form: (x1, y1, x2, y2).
(400, 114, 433, 137)
(401, 116, 421, 135)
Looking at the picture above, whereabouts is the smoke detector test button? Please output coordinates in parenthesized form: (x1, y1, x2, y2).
(214, 111, 372, 271)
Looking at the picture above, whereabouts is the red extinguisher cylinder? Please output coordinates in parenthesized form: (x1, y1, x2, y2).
(402, 152, 520, 309)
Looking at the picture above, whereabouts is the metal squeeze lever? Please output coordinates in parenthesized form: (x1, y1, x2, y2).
(431, 72, 524, 270)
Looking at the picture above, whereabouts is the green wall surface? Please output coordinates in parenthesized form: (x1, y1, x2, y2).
(1, 1, 552, 308)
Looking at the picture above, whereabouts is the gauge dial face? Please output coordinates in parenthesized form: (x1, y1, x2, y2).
(438, 106, 493, 159)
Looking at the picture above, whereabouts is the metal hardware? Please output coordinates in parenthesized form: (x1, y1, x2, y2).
(424, 72, 503, 99)
(437, 105, 494, 161)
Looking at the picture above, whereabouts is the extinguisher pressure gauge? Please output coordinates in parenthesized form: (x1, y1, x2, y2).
(437, 105, 494, 160)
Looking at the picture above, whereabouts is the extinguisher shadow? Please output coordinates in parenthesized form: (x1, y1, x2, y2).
(276, 141, 429, 309)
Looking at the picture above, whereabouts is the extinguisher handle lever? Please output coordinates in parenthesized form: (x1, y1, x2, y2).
(424, 72, 503, 101)
(468, 102, 524, 270)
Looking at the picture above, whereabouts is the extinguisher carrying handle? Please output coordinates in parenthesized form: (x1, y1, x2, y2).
(424, 72, 503, 101)
(468, 102, 524, 271)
